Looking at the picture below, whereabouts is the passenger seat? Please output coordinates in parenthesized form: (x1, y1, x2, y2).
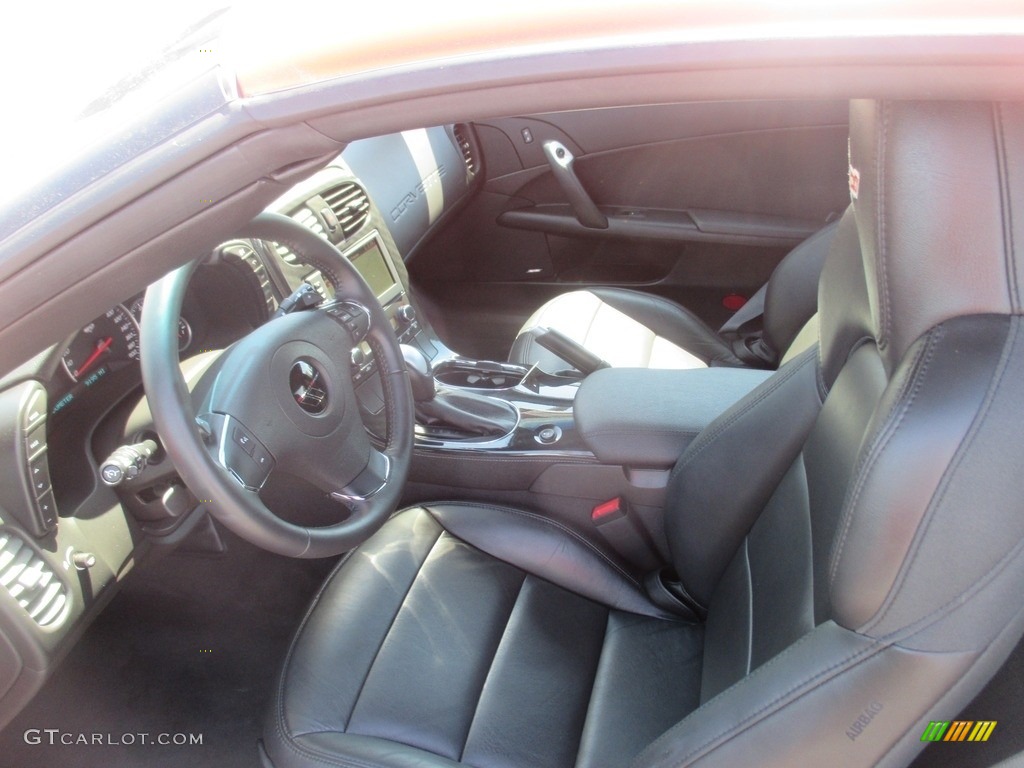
(508, 221, 837, 373)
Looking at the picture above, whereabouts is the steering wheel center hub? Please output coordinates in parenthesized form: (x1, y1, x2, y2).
(290, 360, 329, 414)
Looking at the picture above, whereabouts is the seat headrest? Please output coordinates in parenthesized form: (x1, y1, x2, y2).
(845, 100, 1022, 374)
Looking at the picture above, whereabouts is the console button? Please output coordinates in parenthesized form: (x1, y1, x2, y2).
(535, 425, 562, 445)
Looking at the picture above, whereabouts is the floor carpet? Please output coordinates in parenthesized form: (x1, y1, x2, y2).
(0, 520, 335, 768)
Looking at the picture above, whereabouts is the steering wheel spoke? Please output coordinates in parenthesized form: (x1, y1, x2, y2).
(201, 412, 277, 491)
(331, 448, 390, 510)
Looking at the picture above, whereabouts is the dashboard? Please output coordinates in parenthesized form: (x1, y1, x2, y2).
(0, 124, 479, 729)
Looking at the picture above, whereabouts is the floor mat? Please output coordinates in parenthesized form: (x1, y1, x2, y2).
(0, 520, 336, 768)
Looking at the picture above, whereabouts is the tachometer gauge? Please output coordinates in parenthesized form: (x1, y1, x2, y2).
(61, 304, 140, 383)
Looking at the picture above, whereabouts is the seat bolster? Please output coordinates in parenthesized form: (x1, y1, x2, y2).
(666, 347, 823, 607)
(632, 621, 976, 768)
(281, 732, 464, 768)
(761, 219, 839, 357)
(426, 502, 671, 619)
(508, 288, 742, 371)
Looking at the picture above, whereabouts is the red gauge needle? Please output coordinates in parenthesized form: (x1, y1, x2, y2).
(74, 337, 113, 379)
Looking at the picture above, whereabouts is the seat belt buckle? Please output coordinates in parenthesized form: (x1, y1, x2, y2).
(591, 497, 626, 524)
(590, 497, 658, 571)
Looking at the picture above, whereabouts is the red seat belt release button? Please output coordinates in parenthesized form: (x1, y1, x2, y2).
(592, 497, 625, 524)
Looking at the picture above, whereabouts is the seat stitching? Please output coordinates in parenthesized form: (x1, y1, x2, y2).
(582, 428, 702, 440)
(573, 608, 613, 768)
(414, 453, 596, 465)
(876, 100, 892, 350)
(864, 319, 1018, 635)
(459, 572, 529, 761)
(271, 510, 443, 760)
(637, 635, 882, 767)
(273, 547, 360, 736)
(431, 501, 641, 588)
(271, 552, 396, 768)
(597, 289, 733, 364)
(272, 731, 461, 768)
(743, 539, 753, 676)
(826, 331, 935, 589)
(675, 644, 882, 766)
(995, 103, 1021, 311)
(669, 347, 816, 482)
(368, 343, 397, 446)
(880, 519, 1024, 647)
(344, 530, 447, 729)
(581, 292, 603, 352)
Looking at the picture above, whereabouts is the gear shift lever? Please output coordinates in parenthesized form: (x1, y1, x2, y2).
(399, 345, 517, 437)
(399, 345, 436, 402)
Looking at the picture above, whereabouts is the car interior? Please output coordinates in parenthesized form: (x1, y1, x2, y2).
(0, 86, 1022, 768)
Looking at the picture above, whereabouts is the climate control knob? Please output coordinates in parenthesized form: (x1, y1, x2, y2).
(396, 304, 416, 325)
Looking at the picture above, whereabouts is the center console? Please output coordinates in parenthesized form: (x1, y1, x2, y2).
(261, 149, 775, 574)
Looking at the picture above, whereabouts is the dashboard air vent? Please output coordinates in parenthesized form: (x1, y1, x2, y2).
(274, 206, 330, 265)
(322, 182, 370, 239)
(0, 530, 68, 627)
(453, 124, 478, 180)
(292, 206, 327, 240)
(274, 242, 297, 264)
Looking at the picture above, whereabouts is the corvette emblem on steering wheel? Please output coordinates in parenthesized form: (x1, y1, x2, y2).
(290, 360, 328, 414)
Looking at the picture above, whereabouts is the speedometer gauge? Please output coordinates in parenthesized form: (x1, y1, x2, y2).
(61, 304, 140, 383)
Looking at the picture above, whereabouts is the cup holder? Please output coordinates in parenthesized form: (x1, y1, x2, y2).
(433, 361, 526, 390)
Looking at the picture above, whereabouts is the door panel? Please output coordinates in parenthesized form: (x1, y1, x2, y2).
(409, 101, 849, 361)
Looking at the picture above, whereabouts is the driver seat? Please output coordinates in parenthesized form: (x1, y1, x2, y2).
(262, 100, 1024, 767)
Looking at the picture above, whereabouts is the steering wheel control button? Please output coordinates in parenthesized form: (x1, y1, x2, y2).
(35, 491, 57, 529)
(534, 425, 562, 445)
(22, 387, 46, 430)
(25, 421, 47, 459)
(251, 445, 274, 472)
(216, 416, 275, 491)
(290, 360, 329, 415)
(325, 300, 371, 342)
(232, 426, 256, 456)
(29, 457, 52, 496)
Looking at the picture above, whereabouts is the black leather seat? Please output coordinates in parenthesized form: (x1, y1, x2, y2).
(263, 100, 1024, 768)
(508, 221, 837, 372)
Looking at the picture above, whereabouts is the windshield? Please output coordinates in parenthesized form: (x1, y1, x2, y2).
(0, 3, 231, 212)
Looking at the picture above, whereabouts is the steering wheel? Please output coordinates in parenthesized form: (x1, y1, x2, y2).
(139, 212, 414, 558)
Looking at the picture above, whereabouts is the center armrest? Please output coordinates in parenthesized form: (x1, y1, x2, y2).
(575, 367, 772, 467)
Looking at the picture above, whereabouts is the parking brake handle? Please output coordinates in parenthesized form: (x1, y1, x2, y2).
(542, 140, 608, 229)
(532, 327, 610, 376)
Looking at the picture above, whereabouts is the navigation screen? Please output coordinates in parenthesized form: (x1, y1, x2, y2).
(351, 240, 396, 298)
